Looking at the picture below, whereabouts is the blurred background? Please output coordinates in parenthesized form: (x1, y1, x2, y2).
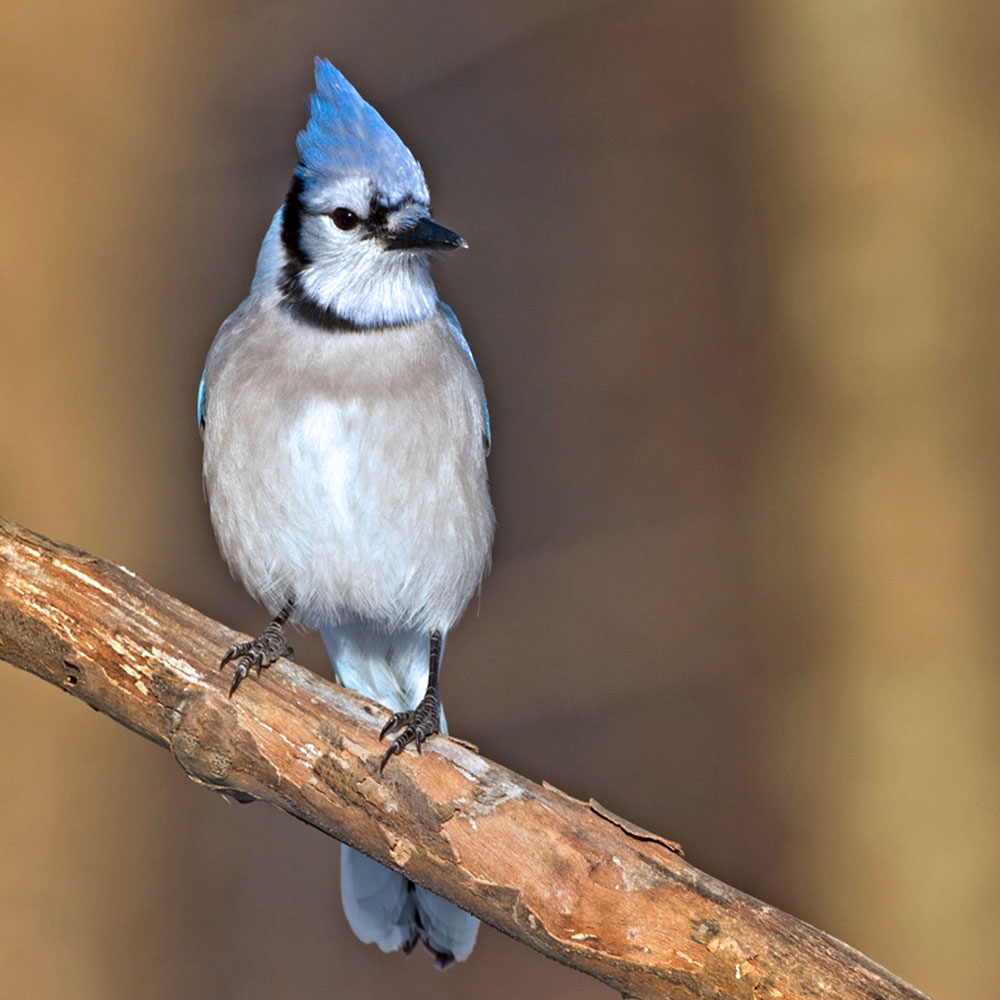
(2, 2, 999, 997)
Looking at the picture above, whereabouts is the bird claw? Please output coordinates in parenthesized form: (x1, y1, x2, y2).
(221, 626, 293, 696)
(378, 693, 441, 772)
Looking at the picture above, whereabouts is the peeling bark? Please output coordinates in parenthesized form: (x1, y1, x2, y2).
(0, 516, 930, 1000)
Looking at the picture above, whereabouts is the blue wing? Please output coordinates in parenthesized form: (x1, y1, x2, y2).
(197, 369, 207, 433)
(440, 301, 490, 455)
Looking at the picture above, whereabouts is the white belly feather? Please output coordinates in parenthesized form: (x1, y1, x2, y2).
(202, 302, 493, 632)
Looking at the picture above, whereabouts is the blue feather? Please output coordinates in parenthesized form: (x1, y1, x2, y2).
(297, 59, 428, 206)
(197, 369, 207, 431)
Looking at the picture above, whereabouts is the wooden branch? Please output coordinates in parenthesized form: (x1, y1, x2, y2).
(0, 515, 929, 1000)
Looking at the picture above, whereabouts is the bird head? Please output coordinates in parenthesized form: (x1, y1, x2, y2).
(274, 59, 465, 330)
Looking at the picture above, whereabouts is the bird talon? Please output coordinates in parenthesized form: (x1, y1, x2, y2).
(229, 662, 249, 696)
(219, 602, 294, 696)
(220, 642, 248, 668)
(379, 711, 411, 741)
(377, 685, 441, 771)
(379, 738, 406, 773)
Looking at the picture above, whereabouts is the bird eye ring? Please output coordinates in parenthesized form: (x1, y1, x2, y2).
(331, 208, 359, 231)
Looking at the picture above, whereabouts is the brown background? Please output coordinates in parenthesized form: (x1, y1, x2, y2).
(2, 2, 999, 998)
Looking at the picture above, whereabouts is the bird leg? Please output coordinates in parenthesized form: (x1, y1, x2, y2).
(379, 630, 443, 771)
(221, 599, 295, 696)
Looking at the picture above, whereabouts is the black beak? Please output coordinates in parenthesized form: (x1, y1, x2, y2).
(385, 217, 467, 251)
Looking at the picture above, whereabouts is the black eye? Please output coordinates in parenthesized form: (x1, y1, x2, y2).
(331, 208, 359, 231)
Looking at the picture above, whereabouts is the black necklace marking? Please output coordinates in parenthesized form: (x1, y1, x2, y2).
(280, 171, 310, 271)
(278, 172, 363, 331)
(279, 284, 372, 333)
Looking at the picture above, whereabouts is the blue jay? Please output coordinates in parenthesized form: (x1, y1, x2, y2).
(198, 59, 493, 966)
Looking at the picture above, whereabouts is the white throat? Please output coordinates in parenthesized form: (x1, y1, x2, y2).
(298, 240, 438, 328)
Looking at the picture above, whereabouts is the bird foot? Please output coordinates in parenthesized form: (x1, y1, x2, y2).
(379, 691, 441, 771)
(221, 620, 294, 696)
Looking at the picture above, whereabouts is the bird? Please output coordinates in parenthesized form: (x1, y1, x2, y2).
(198, 58, 493, 967)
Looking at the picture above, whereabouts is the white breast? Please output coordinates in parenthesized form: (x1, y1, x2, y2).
(202, 303, 493, 631)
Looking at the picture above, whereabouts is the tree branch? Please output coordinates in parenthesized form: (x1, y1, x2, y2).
(0, 515, 928, 1000)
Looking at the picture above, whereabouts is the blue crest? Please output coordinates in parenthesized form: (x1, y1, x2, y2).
(296, 58, 429, 206)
